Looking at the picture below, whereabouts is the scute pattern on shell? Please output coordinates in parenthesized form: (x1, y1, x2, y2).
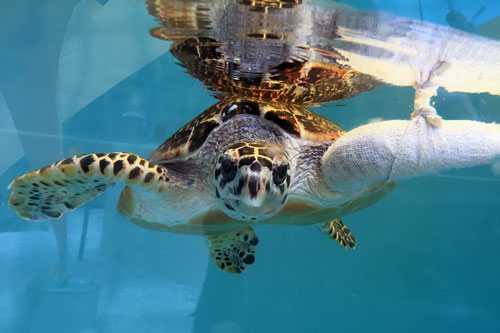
(149, 97, 345, 162)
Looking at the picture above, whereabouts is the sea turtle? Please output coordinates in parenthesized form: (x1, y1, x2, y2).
(8, 96, 395, 274)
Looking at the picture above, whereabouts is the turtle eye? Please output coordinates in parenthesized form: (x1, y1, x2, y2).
(272, 163, 288, 185)
(220, 155, 237, 181)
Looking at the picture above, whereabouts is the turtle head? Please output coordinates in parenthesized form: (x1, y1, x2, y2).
(213, 142, 290, 222)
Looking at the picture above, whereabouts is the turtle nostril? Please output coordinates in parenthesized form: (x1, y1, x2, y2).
(249, 161, 262, 172)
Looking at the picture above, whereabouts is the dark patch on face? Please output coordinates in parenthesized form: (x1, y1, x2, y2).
(214, 167, 221, 180)
(286, 174, 291, 186)
(235, 176, 245, 196)
(249, 161, 262, 172)
(79, 155, 95, 173)
(32, 183, 39, 187)
(248, 177, 259, 199)
(239, 156, 256, 166)
(95, 153, 105, 158)
(139, 160, 146, 166)
(54, 181, 64, 186)
(221, 156, 237, 181)
(273, 163, 288, 185)
(264, 111, 300, 137)
(257, 157, 273, 169)
(128, 166, 141, 179)
(99, 159, 110, 173)
(40, 180, 50, 187)
(215, 188, 220, 198)
(127, 155, 137, 165)
(249, 237, 259, 246)
(188, 120, 219, 153)
(144, 172, 154, 183)
(113, 160, 124, 175)
(224, 203, 235, 211)
(265, 181, 271, 192)
(108, 153, 117, 159)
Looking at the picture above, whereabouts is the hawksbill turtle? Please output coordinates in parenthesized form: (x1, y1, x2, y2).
(8, 96, 395, 274)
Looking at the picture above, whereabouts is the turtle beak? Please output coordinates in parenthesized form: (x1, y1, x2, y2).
(240, 161, 270, 207)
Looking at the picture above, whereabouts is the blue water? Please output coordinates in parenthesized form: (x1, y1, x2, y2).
(1, 1, 500, 332)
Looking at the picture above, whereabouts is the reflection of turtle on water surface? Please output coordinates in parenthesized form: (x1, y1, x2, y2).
(9, 97, 393, 273)
(148, 0, 380, 105)
(165, 37, 379, 105)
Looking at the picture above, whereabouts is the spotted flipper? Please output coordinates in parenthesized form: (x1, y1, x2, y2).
(8, 153, 169, 221)
(204, 227, 259, 274)
(318, 218, 356, 248)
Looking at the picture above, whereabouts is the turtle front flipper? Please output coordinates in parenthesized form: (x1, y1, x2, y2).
(318, 218, 356, 249)
(8, 153, 168, 221)
(204, 227, 259, 274)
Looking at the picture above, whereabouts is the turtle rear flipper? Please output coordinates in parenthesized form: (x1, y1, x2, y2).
(318, 218, 356, 249)
(204, 227, 259, 274)
(8, 153, 168, 221)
